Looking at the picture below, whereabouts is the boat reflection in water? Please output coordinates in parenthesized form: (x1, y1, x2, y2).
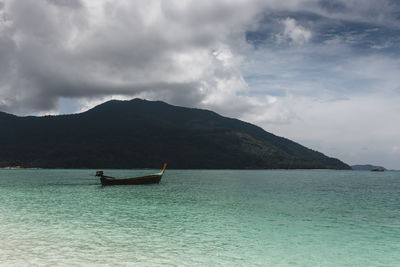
(96, 163, 167, 186)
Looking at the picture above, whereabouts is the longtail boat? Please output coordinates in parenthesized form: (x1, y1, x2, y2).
(96, 163, 167, 186)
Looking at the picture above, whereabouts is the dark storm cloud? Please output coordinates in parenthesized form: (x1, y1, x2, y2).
(0, 0, 263, 114)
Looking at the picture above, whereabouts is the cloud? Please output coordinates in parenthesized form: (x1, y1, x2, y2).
(1, 0, 399, 115)
(47, 0, 82, 9)
(276, 18, 312, 45)
(0, 0, 267, 115)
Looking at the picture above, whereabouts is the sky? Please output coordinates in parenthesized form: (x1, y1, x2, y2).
(0, 0, 399, 169)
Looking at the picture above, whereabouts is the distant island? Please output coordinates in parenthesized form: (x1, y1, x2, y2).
(0, 98, 350, 170)
(352, 164, 387, 171)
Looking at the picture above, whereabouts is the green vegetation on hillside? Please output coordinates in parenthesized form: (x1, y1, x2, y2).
(0, 99, 350, 169)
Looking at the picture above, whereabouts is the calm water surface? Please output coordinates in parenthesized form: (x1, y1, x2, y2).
(0, 169, 399, 266)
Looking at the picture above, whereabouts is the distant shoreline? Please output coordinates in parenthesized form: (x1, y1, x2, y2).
(1, 166, 42, 170)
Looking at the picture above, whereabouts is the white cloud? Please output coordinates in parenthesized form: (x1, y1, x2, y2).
(276, 18, 312, 45)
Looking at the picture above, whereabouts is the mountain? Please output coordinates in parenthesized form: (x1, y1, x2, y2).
(0, 99, 350, 169)
(351, 164, 387, 171)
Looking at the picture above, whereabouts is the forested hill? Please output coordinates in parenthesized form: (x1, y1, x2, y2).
(0, 99, 350, 169)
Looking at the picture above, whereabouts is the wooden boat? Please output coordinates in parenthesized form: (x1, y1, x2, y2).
(96, 163, 167, 186)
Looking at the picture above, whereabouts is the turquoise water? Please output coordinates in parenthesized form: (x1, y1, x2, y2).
(0, 169, 399, 266)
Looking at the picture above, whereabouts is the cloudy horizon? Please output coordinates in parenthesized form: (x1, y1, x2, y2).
(1, 0, 399, 169)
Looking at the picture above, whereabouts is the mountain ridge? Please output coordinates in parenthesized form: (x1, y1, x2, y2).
(0, 98, 350, 169)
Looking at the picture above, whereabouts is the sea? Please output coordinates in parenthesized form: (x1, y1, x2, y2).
(0, 169, 399, 266)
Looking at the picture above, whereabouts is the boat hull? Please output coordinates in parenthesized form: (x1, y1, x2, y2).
(100, 174, 162, 186)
